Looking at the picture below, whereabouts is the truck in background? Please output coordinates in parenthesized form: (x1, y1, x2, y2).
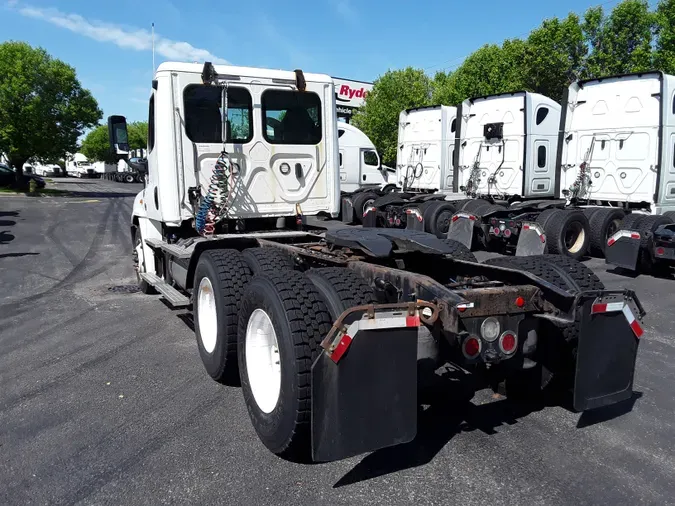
(66, 153, 95, 178)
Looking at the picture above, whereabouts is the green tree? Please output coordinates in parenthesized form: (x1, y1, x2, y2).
(432, 40, 528, 106)
(352, 67, 432, 165)
(523, 14, 587, 100)
(654, 0, 675, 74)
(81, 121, 148, 162)
(0, 41, 101, 183)
(583, 0, 655, 77)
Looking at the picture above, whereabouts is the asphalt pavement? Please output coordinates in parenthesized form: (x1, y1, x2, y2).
(1, 178, 674, 505)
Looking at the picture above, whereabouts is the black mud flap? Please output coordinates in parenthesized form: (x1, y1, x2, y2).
(311, 328, 418, 462)
(446, 212, 475, 249)
(340, 196, 355, 224)
(515, 221, 547, 256)
(573, 294, 642, 411)
(362, 206, 377, 228)
(405, 207, 425, 231)
(604, 230, 641, 271)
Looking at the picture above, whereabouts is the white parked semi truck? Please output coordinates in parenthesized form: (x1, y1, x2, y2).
(66, 153, 95, 178)
(107, 61, 644, 462)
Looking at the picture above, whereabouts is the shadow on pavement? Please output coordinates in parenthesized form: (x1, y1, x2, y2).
(0, 230, 15, 245)
(0, 252, 39, 259)
(0, 220, 16, 227)
(333, 371, 547, 488)
(0, 211, 19, 218)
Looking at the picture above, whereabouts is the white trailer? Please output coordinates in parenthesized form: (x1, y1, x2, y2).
(92, 161, 117, 176)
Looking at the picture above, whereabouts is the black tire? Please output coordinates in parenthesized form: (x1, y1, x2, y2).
(535, 254, 604, 293)
(351, 191, 379, 224)
(124, 174, 135, 183)
(619, 213, 645, 230)
(194, 249, 252, 384)
(541, 209, 590, 259)
(582, 207, 603, 221)
(482, 256, 569, 291)
(242, 247, 295, 275)
(588, 208, 626, 256)
(425, 202, 458, 238)
(441, 238, 477, 263)
(663, 211, 675, 222)
(381, 184, 398, 193)
(237, 271, 332, 460)
(131, 227, 156, 294)
(306, 267, 375, 320)
(462, 199, 488, 213)
(636, 215, 673, 249)
(535, 208, 559, 230)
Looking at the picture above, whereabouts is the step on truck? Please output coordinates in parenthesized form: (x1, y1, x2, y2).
(109, 61, 645, 463)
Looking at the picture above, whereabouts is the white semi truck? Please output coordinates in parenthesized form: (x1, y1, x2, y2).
(66, 153, 95, 178)
(106, 60, 644, 463)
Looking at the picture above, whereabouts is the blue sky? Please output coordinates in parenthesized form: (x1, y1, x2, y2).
(1, 0, 637, 124)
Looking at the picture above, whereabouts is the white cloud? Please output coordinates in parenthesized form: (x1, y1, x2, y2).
(16, 5, 229, 64)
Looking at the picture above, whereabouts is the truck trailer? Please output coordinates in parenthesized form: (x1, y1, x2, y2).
(107, 61, 644, 463)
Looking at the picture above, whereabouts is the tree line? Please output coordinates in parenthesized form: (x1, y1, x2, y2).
(353, 0, 675, 166)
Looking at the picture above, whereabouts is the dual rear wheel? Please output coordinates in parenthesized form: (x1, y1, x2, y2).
(192, 248, 373, 460)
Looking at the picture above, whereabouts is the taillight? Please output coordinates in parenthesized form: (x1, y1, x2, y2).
(462, 336, 481, 359)
(503, 228, 512, 238)
(515, 296, 525, 308)
(493, 227, 501, 236)
(480, 317, 500, 342)
(499, 331, 518, 354)
(656, 247, 665, 256)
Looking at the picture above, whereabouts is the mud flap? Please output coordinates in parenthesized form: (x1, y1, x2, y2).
(405, 207, 425, 231)
(447, 212, 475, 249)
(573, 294, 642, 411)
(340, 196, 355, 224)
(515, 222, 547, 256)
(604, 230, 641, 271)
(311, 327, 418, 462)
(362, 206, 377, 228)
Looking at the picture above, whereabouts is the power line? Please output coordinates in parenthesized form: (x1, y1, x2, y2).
(423, 0, 623, 73)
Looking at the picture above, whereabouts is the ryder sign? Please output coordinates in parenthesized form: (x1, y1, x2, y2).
(333, 77, 373, 119)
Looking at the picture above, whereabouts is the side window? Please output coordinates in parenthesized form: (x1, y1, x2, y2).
(451, 118, 456, 133)
(339, 152, 343, 168)
(184, 85, 253, 143)
(338, 129, 345, 138)
(536, 107, 549, 125)
(672, 93, 675, 114)
(262, 90, 322, 144)
(363, 149, 379, 166)
(538, 145, 546, 168)
(148, 95, 155, 152)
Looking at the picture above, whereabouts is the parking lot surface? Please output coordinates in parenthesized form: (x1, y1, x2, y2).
(1, 179, 674, 505)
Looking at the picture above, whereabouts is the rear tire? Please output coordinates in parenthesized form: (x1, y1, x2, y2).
(351, 191, 379, 224)
(242, 247, 295, 275)
(131, 227, 156, 295)
(124, 174, 135, 183)
(619, 213, 645, 230)
(237, 271, 332, 461)
(589, 208, 625, 257)
(424, 202, 457, 238)
(194, 249, 252, 385)
(306, 267, 375, 320)
(541, 209, 590, 259)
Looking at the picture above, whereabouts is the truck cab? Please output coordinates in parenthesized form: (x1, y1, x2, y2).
(455, 92, 561, 199)
(337, 122, 393, 192)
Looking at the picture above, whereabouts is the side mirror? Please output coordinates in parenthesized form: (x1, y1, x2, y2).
(108, 115, 130, 158)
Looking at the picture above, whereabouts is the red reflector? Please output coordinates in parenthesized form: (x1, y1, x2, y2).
(330, 334, 352, 363)
(499, 332, 517, 354)
(458, 306, 466, 312)
(469, 215, 476, 221)
(406, 315, 420, 327)
(452, 215, 459, 222)
(630, 233, 640, 239)
(630, 320, 644, 338)
(592, 303, 608, 313)
(515, 296, 525, 308)
(491, 218, 497, 225)
(522, 224, 530, 230)
(607, 238, 616, 247)
(656, 247, 665, 256)
(509, 221, 515, 228)
(540, 234, 546, 244)
(463, 337, 481, 358)
(504, 228, 512, 238)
